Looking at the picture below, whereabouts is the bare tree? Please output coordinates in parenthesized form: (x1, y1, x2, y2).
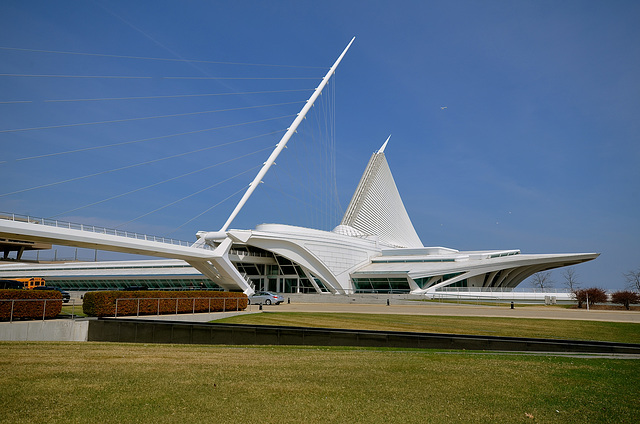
(530, 271, 554, 289)
(624, 268, 640, 292)
(562, 267, 580, 292)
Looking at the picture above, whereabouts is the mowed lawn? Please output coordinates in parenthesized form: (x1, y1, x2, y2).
(216, 312, 640, 344)
(1, 342, 639, 424)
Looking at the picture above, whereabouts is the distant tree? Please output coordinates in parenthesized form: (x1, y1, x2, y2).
(573, 289, 586, 308)
(610, 291, 640, 310)
(624, 268, 640, 292)
(562, 267, 580, 292)
(530, 271, 554, 290)
(573, 287, 607, 308)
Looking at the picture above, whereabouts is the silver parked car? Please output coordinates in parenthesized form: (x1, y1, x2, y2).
(249, 291, 284, 305)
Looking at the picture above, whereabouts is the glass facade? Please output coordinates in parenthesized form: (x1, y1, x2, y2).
(45, 277, 220, 291)
(414, 272, 466, 289)
(6, 244, 493, 294)
(234, 249, 326, 293)
(28, 243, 330, 293)
(352, 277, 410, 293)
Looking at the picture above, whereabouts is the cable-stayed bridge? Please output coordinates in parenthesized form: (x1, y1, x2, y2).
(0, 39, 355, 294)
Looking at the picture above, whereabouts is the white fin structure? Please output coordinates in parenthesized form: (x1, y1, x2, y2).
(339, 142, 423, 248)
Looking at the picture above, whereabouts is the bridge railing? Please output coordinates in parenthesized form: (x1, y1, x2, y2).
(0, 212, 201, 248)
(433, 287, 573, 293)
(229, 248, 272, 258)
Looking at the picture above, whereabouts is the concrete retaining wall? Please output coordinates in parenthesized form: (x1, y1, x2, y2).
(5, 315, 639, 355)
(0, 310, 258, 341)
(0, 319, 89, 341)
(88, 319, 640, 354)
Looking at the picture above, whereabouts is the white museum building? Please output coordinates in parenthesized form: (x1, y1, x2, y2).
(0, 141, 597, 296)
(0, 39, 597, 297)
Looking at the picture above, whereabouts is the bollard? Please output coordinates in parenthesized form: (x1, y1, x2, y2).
(510, 301, 514, 309)
(386, 298, 390, 306)
(288, 297, 290, 304)
(259, 303, 262, 311)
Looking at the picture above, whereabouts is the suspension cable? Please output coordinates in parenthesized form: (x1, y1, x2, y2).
(0, 133, 281, 197)
(43, 88, 312, 103)
(3, 120, 290, 164)
(0, 73, 150, 79)
(0, 46, 326, 69)
(116, 166, 261, 228)
(0, 73, 319, 80)
(162, 76, 318, 80)
(168, 185, 250, 234)
(0, 100, 32, 104)
(0, 101, 303, 133)
(50, 146, 273, 218)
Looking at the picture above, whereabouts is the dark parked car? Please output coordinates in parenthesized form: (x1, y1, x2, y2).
(248, 291, 284, 305)
(0, 279, 23, 290)
(121, 286, 148, 291)
(33, 286, 71, 303)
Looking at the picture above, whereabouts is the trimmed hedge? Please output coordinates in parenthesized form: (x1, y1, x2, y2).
(0, 289, 63, 320)
(82, 290, 248, 317)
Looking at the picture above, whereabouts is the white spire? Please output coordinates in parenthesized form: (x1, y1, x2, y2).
(377, 135, 391, 153)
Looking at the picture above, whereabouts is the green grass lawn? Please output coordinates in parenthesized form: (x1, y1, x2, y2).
(1, 342, 638, 424)
(60, 305, 86, 318)
(216, 312, 640, 344)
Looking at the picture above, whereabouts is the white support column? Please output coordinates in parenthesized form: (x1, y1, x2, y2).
(187, 237, 256, 294)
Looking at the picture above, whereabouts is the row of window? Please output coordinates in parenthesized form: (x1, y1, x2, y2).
(0, 263, 193, 273)
(413, 273, 466, 289)
(489, 252, 520, 258)
(46, 278, 219, 291)
(373, 258, 455, 263)
(352, 277, 411, 293)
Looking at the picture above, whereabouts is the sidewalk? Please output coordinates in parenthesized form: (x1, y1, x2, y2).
(271, 301, 640, 323)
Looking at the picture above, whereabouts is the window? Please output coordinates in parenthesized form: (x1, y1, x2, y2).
(352, 277, 410, 293)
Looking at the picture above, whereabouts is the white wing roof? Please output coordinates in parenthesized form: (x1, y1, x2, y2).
(339, 147, 423, 248)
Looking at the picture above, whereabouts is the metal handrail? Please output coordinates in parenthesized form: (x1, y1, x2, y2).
(0, 298, 64, 322)
(229, 249, 271, 258)
(114, 296, 247, 317)
(433, 287, 574, 293)
(1, 211, 201, 248)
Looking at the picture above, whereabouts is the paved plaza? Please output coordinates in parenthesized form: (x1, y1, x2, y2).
(267, 301, 640, 323)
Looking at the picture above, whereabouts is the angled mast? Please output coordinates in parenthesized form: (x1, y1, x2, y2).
(215, 37, 355, 234)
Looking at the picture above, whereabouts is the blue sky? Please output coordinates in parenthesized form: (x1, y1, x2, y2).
(1, 1, 639, 289)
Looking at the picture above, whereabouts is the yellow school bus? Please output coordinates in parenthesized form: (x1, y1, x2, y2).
(14, 277, 46, 289)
